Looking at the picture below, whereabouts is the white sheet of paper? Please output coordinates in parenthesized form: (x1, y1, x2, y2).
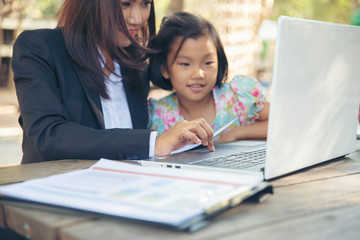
(171, 118, 238, 154)
(0, 159, 262, 227)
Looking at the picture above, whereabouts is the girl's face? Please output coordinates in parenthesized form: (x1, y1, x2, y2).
(117, 0, 152, 47)
(162, 35, 218, 105)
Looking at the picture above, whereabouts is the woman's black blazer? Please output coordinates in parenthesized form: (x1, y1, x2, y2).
(12, 28, 152, 164)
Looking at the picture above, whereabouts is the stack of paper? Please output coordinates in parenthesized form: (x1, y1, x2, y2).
(0, 159, 272, 231)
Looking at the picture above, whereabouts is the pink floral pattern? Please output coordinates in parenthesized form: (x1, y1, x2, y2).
(147, 75, 266, 141)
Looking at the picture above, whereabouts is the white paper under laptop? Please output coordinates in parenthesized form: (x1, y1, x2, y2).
(142, 16, 360, 180)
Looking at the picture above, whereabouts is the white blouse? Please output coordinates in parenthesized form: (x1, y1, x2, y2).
(98, 52, 156, 157)
(100, 62, 133, 129)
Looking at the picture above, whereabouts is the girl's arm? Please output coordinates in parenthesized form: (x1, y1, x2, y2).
(218, 102, 270, 142)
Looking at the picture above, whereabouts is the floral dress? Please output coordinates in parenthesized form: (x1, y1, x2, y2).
(147, 75, 266, 142)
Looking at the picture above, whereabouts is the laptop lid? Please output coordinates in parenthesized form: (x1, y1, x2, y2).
(264, 16, 360, 179)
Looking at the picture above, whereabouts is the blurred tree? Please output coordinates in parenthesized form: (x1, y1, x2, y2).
(167, 0, 184, 15)
(270, 0, 355, 24)
(5, 0, 359, 23)
(23, 0, 61, 19)
(351, 7, 360, 25)
(353, 0, 360, 9)
(351, 0, 360, 25)
(0, 0, 33, 88)
(0, 0, 31, 18)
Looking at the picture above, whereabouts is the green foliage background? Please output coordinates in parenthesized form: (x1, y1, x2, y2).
(23, 0, 357, 25)
(270, 0, 355, 24)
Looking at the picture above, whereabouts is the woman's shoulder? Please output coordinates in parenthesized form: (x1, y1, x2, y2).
(13, 28, 66, 60)
(17, 28, 62, 43)
(14, 28, 64, 54)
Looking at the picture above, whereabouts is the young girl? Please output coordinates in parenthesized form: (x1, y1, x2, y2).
(147, 12, 270, 143)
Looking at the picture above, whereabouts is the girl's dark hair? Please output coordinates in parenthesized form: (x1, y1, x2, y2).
(148, 11, 228, 91)
(57, 0, 156, 98)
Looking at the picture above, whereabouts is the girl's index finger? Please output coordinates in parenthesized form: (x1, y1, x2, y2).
(195, 118, 215, 151)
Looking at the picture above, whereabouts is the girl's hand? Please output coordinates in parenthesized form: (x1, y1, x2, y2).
(217, 129, 237, 143)
(154, 118, 215, 156)
(217, 121, 268, 143)
(218, 102, 270, 143)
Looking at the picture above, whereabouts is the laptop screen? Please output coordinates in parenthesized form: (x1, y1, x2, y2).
(265, 16, 360, 179)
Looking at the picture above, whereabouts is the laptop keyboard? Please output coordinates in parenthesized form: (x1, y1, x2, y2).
(190, 149, 266, 169)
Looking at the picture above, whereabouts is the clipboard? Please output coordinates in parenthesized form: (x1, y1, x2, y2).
(0, 159, 272, 232)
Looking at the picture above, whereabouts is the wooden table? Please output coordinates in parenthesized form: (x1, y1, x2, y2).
(1, 150, 360, 240)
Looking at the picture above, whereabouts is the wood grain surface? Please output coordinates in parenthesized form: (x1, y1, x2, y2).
(1, 150, 359, 239)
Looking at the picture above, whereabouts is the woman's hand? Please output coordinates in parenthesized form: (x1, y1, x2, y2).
(154, 118, 215, 156)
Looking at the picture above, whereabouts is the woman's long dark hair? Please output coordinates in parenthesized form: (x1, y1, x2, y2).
(57, 0, 156, 98)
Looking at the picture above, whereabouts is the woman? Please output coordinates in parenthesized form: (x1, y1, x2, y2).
(12, 0, 214, 164)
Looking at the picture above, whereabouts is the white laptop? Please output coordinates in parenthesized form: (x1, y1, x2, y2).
(142, 16, 360, 180)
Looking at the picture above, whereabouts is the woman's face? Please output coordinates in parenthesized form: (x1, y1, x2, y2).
(117, 0, 152, 47)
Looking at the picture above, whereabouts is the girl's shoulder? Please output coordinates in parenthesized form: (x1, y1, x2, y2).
(148, 92, 178, 110)
(229, 74, 261, 91)
(214, 74, 262, 97)
(148, 92, 181, 120)
(147, 92, 182, 134)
